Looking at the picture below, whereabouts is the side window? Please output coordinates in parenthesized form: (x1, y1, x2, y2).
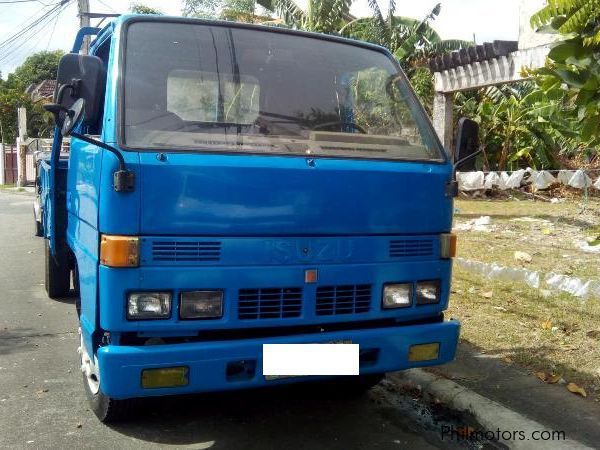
(166, 70, 260, 124)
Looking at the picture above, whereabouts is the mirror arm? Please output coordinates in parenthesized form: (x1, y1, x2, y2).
(453, 146, 484, 180)
(69, 132, 135, 193)
(69, 132, 126, 171)
(446, 146, 484, 198)
(43, 103, 72, 125)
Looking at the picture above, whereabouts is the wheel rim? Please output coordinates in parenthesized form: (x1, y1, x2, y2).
(79, 332, 100, 395)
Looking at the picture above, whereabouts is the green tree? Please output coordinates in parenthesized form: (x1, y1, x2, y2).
(0, 51, 62, 142)
(256, 0, 352, 33)
(130, 3, 163, 14)
(341, 3, 469, 73)
(183, 0, 274, 23)
(8, 50, 63, 89)
(531, 0, 600, 145)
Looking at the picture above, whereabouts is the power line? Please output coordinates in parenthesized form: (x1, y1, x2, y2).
(0, 0, 47, 4)
(45, 3, 62, 50)
(0, 1, 66, 51)
(95, 0, 116, 13)
(0, 1, 72, 65)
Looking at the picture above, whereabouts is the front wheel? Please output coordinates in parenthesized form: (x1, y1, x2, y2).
(80, 333, 134, 423)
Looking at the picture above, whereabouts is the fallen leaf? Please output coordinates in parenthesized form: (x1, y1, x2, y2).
(566, 383, 587, 397)
(535, 371, 547, 382)
(546, 374, 562, 384)
(541, 320, 552, 330)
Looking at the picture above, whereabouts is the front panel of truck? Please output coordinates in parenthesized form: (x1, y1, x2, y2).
(65, 16, 459, 401)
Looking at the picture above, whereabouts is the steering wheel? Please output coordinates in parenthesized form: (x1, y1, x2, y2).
(312, 121, 367, 134)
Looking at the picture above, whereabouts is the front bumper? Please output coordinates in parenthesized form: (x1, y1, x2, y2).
(97, 319, 460, 399)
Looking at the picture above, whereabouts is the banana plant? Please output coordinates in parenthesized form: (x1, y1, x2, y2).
(256, 0, 353, 33)
(339, 2, 470, 72)
(532, 0, 600, 146)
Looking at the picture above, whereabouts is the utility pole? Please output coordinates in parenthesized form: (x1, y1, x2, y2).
(78, 0, 90, 54)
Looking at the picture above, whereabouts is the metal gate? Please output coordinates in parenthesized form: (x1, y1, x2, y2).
(3, 145, 17, 185)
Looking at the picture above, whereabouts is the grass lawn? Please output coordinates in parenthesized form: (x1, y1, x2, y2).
(449, 197, 600, 399)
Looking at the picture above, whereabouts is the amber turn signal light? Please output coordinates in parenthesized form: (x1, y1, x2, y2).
(440, 233, 457, 259)
(100, 235, 139, 267)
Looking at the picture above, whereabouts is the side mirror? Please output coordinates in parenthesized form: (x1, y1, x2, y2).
(54, 53, 105, 126)
(44, 98, 86, 137)
(61, 98, 85, 137)
(454, 117, 481, 171)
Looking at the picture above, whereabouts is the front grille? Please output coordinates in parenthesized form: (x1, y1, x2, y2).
(316, 284, 372, 316)
(389, 239, 434, 258)
(238, 288, 302, 320)
(151, 241, 221, 262)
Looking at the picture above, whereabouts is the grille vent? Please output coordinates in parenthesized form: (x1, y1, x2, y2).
(389, 239, 434, 258)
(316, 285, 372, 316)
(238, 287, 302, 320)
(151, 241, 221, 262)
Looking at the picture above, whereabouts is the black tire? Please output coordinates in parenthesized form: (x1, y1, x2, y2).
(35, 219, 43, 237)
(82, 373, 135, 423)
(44, 240, 70, 299)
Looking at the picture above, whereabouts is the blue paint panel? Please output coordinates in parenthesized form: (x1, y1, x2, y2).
(66, 139, 102, 229)
(99, 260, 452, 332)
(98, 149, 141, 234)
(97, 319, 460, 399)
(138, 152, 453, 236)
(140, 235, 441, 266)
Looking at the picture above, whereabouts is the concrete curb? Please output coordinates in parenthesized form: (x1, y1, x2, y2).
(392, 369, 592, 450)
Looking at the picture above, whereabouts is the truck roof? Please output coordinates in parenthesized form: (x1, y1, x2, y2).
(91, 14, 391, 60)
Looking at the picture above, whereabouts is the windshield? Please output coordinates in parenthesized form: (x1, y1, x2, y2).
(122, 21, 445, 162)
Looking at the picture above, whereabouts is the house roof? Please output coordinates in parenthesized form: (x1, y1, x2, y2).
(32, 79, 57, 99)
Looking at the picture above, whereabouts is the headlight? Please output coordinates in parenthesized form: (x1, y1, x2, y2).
(127, 292, 171, 319)
(382, 283, 412, 309)
(180, 291, 223, 319)
(416, 281, 440, 305)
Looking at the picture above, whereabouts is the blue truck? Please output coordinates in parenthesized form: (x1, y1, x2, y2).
(38, 15, 479, 422)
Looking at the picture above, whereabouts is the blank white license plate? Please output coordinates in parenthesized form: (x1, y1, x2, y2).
(263, 343, 359, 379)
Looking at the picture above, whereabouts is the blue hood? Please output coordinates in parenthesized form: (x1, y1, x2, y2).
(137, 152, 453, 236)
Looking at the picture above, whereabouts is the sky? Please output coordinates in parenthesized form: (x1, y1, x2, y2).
(0, 0, 522, 78)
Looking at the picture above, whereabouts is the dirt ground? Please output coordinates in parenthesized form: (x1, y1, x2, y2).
(449, 197, 600, 400)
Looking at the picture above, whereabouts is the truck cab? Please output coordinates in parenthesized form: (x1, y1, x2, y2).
(40, 15, 465, 422)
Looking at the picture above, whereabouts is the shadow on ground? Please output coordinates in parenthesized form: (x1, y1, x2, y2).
(107, 381, 428, 449)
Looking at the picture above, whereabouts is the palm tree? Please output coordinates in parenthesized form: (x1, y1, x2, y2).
(257, 0, 353, 33)
(340, 2, 470, 73)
